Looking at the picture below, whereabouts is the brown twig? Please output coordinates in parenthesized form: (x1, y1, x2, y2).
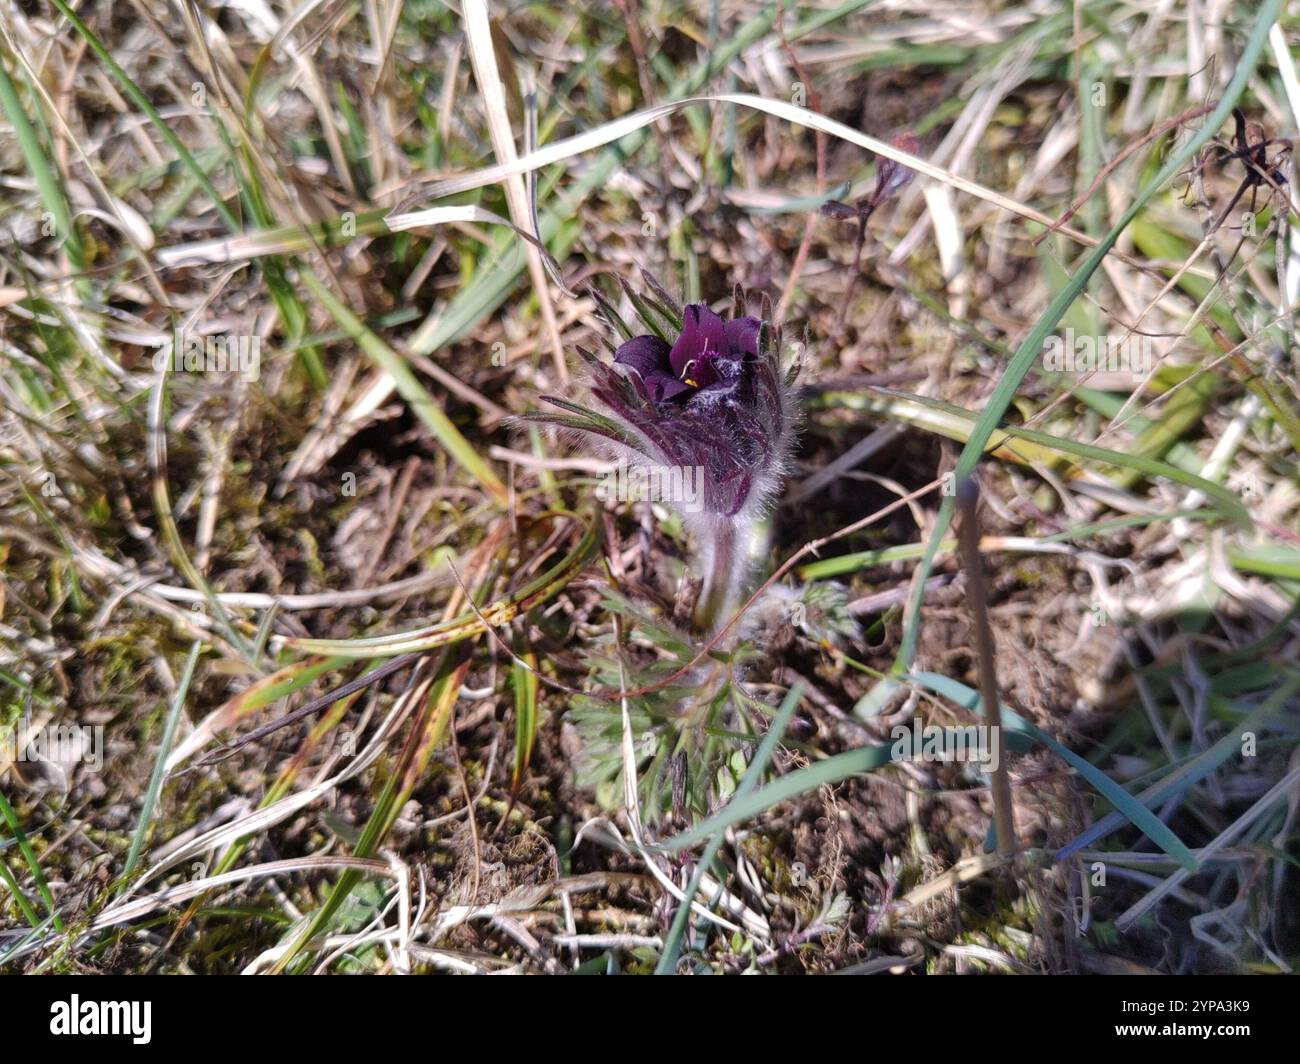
(957, 477, 1017, 860)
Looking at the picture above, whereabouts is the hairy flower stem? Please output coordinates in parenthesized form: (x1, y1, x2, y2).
(695, 522, 757, 638)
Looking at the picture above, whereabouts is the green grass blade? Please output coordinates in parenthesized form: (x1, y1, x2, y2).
(1056, 676, 1300, 859)
(0, 56, 84, 268)
(510, 649, 540, 797)
(887, 0, 1283, 683)
(0, 787, 62, 931)
(121, 641, 202, 884)
(657, 742, 895, 855)
(908, 671, 1198, 871)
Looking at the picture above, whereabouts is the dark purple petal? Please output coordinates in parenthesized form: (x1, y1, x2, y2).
(614, 334, 672, 378)
(642, 370, 693, 402)
(668, 304, 726, 381)
(725, 316, 762, 358)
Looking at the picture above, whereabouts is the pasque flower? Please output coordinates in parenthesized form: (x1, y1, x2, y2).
(526, 274, 800, 632)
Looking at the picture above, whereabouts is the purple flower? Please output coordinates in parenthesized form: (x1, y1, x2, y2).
(524, 276, 800, 631)
(532, 294, 797, 522)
